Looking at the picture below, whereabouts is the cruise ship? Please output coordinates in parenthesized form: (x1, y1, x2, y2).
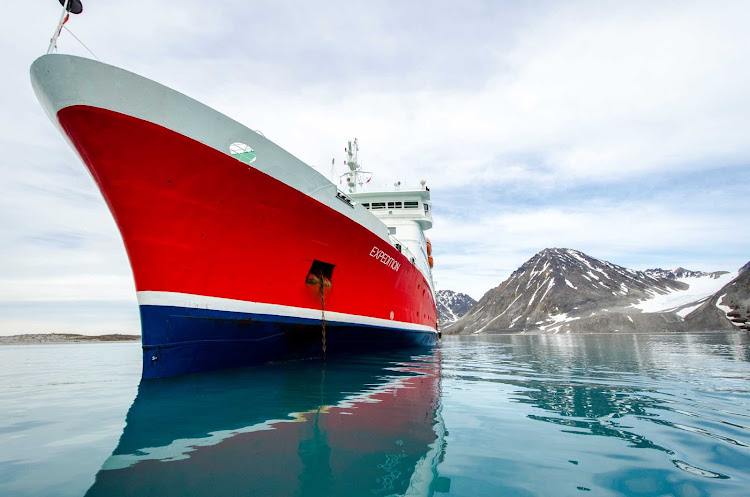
(31, 53, 438, 378)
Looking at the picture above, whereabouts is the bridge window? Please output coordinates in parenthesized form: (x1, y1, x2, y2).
(387, 201, 402, 208)
(371, 202, 385, 210)
(404, 201, 418, 209)
(424, 204, 429, 213)
(362, 203, 370, 209)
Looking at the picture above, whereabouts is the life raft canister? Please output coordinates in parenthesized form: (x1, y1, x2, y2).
(425, 237, 432, 256)
(428, 256, 434, 268)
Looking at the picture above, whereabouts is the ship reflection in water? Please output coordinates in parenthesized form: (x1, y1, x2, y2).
(2, 334, 749, 496)
(85, 350, 449, 497)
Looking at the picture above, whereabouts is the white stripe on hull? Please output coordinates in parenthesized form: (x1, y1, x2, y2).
(30, 55, 391, 245)
(137, 291, 437, 334)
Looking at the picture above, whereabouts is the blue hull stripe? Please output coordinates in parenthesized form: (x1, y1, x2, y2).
(140, 305, 437, 379)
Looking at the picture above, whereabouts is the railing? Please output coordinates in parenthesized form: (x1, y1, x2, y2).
(389, 234, 416, 262)
(388, 235, 433, 289)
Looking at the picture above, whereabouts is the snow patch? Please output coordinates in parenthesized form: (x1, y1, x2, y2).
(475, 292, 524, 333)
(565, 279, 577, 289)
(715, 293, 732, 316)
(538, 278, 556, 303)
(676, 300, 706, 318)
(527, 282, 543, 307)
(568, 250, 594, 270)
(631, 272, 736, 313)
(540, 312, 580, 331)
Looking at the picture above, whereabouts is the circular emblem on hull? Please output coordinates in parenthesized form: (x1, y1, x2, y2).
(229, 142, 256, 164)
(390, 311, 394, 320)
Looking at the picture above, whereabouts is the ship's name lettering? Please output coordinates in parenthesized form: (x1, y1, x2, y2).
(369, 246, 401, 272)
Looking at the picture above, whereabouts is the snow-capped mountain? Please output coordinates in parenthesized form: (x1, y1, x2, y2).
(683, 261, 750, 331)
(645, 267, 729, 280)
(445, 248, 741, 335)
(436, 290, 477, 325)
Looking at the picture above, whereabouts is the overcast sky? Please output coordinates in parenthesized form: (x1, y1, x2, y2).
(1, 1, 748, 335)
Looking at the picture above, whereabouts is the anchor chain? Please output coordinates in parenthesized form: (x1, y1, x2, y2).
(319, 278, 327, 360)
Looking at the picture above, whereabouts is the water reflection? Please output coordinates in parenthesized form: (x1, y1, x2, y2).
(86, 350, 449, 497)
(442, 332, 750, 492)
(4, 334, 749, 496)
(500, 333, 750, 449)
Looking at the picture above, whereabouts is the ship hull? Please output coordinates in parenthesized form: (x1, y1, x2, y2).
(31, 55, 437, 378)
(140, 303, 437, 378)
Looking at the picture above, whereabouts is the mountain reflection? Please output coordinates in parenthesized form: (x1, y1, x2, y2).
(447, 332, 749, 463)
(499, 333, 750, 453)
(85, 351, 449, 497)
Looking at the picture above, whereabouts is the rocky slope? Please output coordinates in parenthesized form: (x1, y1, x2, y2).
(645, 267, 729, 280)
(445, 248, 744, 335)
(684, 261, 750, 331)
(436, 290, 477, 325)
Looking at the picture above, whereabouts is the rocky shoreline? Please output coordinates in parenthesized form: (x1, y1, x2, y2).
(0, 333, 140, 345)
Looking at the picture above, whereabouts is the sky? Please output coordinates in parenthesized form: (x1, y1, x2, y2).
(1, 0, 748, 335)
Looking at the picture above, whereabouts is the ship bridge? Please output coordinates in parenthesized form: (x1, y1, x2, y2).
(351, 189, 433, 230)
(335, 138, 434, 296)
(349, 187, 434, 290)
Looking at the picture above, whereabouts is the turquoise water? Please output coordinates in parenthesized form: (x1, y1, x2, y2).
(1, 333, 749, 496)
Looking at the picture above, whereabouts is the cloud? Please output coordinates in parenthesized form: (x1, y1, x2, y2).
(0, 1, 748, 330)
(0, 300, 140, 335)
(432, 173, 749, 298)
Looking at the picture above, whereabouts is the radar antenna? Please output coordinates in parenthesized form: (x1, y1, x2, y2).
(338, 138, 372, 193)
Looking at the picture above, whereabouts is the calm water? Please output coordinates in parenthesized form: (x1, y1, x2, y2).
(1, 333, 749, 496)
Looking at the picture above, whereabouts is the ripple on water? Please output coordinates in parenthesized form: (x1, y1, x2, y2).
(0, 333, 748, 496)
(440, 333, 750, 494)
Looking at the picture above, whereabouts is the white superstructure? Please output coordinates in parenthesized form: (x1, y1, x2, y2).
(335, 138, 435, 297)
(350, 186, 435, 297)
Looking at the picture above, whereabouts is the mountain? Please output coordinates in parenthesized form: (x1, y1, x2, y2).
(683, 261, 750, 331)
(645, 267, 729, 280)
(436, 290, 477, 325)
(445, 248, 740, 335)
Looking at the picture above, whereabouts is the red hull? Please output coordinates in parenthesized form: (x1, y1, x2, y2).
(57, 105, 437, 328)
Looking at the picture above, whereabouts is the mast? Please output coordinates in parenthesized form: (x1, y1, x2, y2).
(339, 138, 372, 193)
(46, 0, 84, 54)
